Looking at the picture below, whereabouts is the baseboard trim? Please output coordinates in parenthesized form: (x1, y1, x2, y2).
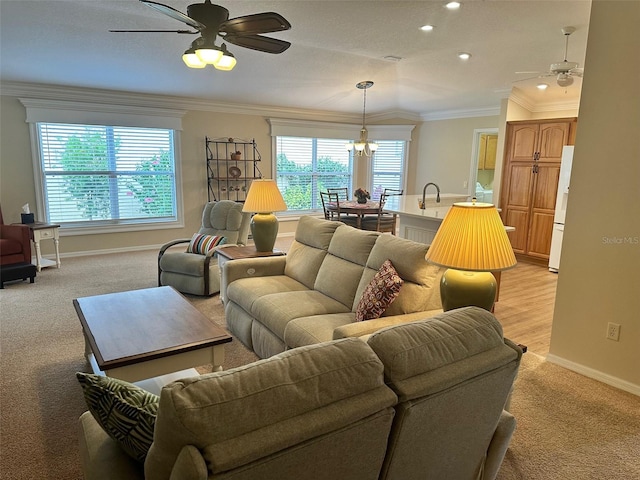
(546, 354, 640, 396)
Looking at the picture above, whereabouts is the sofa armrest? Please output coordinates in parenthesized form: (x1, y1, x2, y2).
(78, 411, 144, 480)
(333, 309, 443, 340)
(0, 223, 32, 260)
(222, 256, 287, 289)
(483, 410, 517, 480)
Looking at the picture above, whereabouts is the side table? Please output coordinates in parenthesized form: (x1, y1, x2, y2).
(216, 245, 285, 303)
(25, 222, 61, 271)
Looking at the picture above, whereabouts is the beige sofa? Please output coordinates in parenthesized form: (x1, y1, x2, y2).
(223, 215, 445, 359)
(78, 307, 522, 480)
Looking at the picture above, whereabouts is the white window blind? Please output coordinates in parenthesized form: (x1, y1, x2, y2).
(370, 140, 406, 200)
(276, 136, 352, 212)
(37, 123, 177, 226)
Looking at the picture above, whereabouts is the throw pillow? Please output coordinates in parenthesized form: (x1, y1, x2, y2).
(76, 372, 159, 462)
(355, 259, 404, 322)
(186, 234, 226, 255)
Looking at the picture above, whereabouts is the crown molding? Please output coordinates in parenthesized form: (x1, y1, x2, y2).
(509, 87, 581, 113)
(421, 106, 501, 121)
(0, 81, 363, 123)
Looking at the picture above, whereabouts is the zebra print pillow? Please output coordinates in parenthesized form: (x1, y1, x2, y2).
(76, 372, 159, 462)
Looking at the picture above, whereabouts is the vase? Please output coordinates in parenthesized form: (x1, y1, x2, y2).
(357, 197, 367, 204)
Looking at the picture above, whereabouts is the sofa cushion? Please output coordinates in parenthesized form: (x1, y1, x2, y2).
(145, 338, 397, 478)
(283, 216, 341, 289)
(355, 259, 404, 322)
(252, 290, 351, 341)
(285, 312, 356, 348)
(354, 234, 443, 315)
(227, 275, 310, 314)
(185, 233, 226, 254)
(314, 225, 379, 307)
(76, 372, 158, 462)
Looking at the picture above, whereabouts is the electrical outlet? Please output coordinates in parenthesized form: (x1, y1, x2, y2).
(606, 322, 621, 341)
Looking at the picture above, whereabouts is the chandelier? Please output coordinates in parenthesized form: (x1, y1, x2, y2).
(346, 81, 378, 157)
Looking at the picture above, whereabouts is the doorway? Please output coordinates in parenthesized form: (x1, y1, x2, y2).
(468, 128, 498, 204)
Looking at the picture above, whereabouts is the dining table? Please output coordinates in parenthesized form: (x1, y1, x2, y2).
(327, 200, 380, 228)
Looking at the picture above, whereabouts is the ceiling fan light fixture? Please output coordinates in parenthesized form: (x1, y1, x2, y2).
(557, 73, 574, 87)
(196, 47, 223, 65)
(182, 49, 207, 68)
(213, 44, 237, 71)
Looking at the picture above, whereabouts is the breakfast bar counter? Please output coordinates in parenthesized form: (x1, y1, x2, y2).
(384, 193, 468, 244)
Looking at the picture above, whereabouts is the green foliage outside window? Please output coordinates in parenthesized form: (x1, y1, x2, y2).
(59, 132, 114, 220)
(124, 151, 174, 216)
(277, 153, 350, 210)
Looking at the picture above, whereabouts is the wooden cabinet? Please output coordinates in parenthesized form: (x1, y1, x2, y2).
(206, 137, 263, 202)
(500, 118, 576, 261)
(478, 133, 498, 170)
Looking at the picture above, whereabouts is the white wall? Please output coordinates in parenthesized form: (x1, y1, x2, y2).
(548, 0, 640, 394)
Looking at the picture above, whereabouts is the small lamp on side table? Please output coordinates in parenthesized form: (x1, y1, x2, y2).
(242, 179, 287, 252)
(425, 201, 516, 312)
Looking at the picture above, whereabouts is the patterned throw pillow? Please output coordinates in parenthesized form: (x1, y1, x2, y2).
(186, 234, 226, 255)
(355, 259, 404, 322)
(76, 372, 159, 462)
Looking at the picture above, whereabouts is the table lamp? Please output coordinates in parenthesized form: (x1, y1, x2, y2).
(242, 179, 288, 252)
(425, 201, 516, 312)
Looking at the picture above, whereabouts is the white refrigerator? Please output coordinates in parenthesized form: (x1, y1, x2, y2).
(549, 146, 574, 272)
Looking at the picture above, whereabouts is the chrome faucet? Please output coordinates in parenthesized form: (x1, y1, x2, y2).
(420, 182, 441, 209)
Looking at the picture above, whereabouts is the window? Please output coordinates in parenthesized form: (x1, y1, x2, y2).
(268, 118, 414, 214)
(369, 140, 406, 200)
(36, 123, 177, 227)
(275, 136, 352, 211)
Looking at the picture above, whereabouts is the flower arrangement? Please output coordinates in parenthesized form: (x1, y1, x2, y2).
(355, 188, 370, 203)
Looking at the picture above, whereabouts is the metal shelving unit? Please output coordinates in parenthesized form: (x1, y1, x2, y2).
(206, 137, 262, 202)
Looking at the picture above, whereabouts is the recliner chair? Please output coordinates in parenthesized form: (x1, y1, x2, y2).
(158, 201, 250, 296)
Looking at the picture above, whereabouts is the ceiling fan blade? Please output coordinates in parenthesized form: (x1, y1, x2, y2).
(221, 12, 291, 35)
(141, 0, 205, 30)
(224, 34, 291, 54)
(110, 29, 197, 34)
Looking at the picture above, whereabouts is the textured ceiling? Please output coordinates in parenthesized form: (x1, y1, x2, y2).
(0, 0, 592, 117)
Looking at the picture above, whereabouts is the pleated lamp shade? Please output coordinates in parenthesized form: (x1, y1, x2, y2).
(425, 202, 516, 272)
(242, 180, 287, 214)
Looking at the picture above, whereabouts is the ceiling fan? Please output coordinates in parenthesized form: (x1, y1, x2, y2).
(110, 0, 291, 70)
(515, 26, 583, 87)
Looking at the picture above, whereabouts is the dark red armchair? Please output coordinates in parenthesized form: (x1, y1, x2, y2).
(0, 206, 32, 266)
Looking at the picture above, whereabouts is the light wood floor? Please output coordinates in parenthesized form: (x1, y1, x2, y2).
(274, 235, 557, 356)
(493, 261, 557, 356)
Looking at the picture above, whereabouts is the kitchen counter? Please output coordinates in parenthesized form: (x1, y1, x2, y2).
(384, 194, 469, 244)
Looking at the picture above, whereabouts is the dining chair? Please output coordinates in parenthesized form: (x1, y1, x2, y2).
(383, 188, 404, 197)
(320, 192, 359, 227)
(359, 193, 398, 235)
(327, 187, 349, 201)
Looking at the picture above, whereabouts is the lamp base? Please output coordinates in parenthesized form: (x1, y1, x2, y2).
(250, 212, 279, 252)
(440, 269, 497, 312)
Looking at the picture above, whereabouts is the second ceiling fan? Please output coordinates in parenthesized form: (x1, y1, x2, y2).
(111, 0, 292, 70)
(516, 26, 584, 88)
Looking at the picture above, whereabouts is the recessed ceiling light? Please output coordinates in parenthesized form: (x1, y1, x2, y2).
(537, 83, 549, 90)
(420, 24, 435, 31)
(457, 52, 471, 60)
(445, 1, 461, 10)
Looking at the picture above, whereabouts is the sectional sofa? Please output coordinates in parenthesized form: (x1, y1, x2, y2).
(77, 307, 523, 480)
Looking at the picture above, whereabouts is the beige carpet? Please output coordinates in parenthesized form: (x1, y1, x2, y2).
(0, 250, 638, 480)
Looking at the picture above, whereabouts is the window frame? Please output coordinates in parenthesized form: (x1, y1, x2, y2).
(21, 98, 185, 235)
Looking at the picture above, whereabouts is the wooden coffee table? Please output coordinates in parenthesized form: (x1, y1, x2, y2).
(74, 286, 231, 394)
